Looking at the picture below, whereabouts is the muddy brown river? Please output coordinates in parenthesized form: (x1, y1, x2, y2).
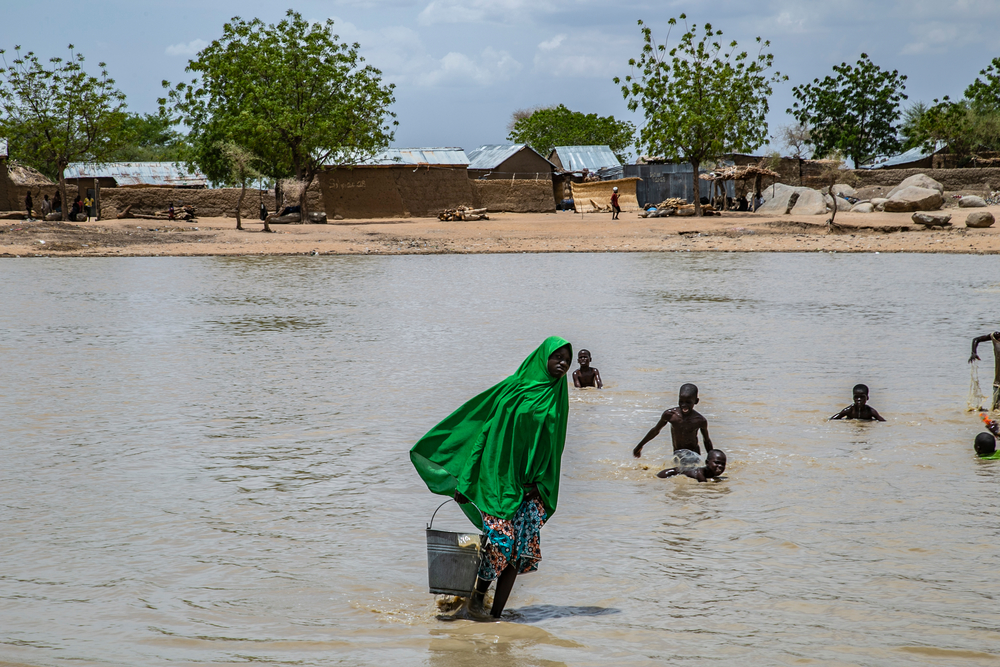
(2, 253, 999, 666)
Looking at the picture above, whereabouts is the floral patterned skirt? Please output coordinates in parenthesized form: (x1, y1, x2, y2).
(477, 497, 547, 581)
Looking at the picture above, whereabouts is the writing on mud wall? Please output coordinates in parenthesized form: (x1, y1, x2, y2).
(329, 180, 366, 189)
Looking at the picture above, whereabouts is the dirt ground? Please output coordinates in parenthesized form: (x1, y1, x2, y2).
(3, 206, 1000, 256)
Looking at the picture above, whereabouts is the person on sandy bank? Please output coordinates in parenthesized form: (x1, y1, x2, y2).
(657, 449, 727, 482)
(633, 383, 714, 458)
(970, 332, 1000, 411)
(611, 187, 621, 220)
(410, 337, 572, 620)
(572, 349, 602, 389)
(830, 384, 886, 421)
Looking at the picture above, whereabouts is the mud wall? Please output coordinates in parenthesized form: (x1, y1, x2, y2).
(318, 167, 474, 219)
(0, 159, 14, 210)
(570, 177, 641, 213)
(97, 182, 322, 219)
(850, 167, 1000, 192)
(470, 179, 555, 212)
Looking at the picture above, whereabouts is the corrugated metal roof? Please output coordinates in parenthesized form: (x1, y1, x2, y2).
(862, 141, 944, 169)
(550, 145, 621, 171)
(345, 148, 469, 167)
(64, 162, 208, 187)
(466, 144, 554, 171)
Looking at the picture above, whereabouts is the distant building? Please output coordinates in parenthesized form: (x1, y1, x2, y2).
(466, 144, 555, 180)
(319, 148, 473, 219)
(548, 146, 621, 174)
(862, 142, 945, 170)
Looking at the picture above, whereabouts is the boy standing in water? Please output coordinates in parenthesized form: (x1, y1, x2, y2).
(970, 332, 1000, 411)
(633, 383, 714, 458)
(572, 349, 602, 388)
(830, 384, 886, 421)
(657, 450, 727, 481)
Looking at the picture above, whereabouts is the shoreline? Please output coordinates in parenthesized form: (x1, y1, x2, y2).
(3, 208, 1000, 257)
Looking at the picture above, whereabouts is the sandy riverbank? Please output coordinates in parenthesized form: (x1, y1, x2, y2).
(3, 207, 1000, 256)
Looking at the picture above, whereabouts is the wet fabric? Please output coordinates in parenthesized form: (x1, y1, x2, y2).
(979, 450, 1000, 460)
(410, 337, 570, 529)
(477, 497, 547, 581)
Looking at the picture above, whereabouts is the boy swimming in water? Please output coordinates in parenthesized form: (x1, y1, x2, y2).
(572, 349, 602, 388)
(830, 384, 886, 421)
(975, 414, 1000, 458)
(657, 450, 727, 482)
(633, 383, 714, 458)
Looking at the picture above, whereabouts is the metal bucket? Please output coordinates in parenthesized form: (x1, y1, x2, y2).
(425, 499, 484, 596)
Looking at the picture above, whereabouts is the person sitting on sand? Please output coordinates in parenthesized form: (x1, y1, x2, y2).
(830, 384, 886, 421)
(572, 349, 602, 388)
(657, 449, 727, 482)
(633, 383, 714, 458)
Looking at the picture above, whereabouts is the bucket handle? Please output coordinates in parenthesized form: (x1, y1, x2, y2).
(427, 498, 485, 531)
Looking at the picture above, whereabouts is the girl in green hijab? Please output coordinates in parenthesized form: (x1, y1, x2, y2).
(411, 336, 572, 618)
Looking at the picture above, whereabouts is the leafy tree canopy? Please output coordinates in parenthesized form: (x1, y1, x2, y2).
(965, 57, 1000, 113)
(162, 9, 396, 214)
(0, 44, 126, 217)
(506, 104, 635, 163)
(616, 15, 783, 215)
(788, 53, 907, 167)
(109, 112, 189, 162)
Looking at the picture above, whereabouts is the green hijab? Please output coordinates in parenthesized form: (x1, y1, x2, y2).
(410, 336, 571, 529)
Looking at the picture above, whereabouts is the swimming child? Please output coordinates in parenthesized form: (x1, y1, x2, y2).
(975, 413, 1000, 458)
(657, 450, 727, 482)
(633, 383, 714, 458)
(572, 349, 602, 388)
(830, 384, 886, 421)
(970, 332, 1000, 410)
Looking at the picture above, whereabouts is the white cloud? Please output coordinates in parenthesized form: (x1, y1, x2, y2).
(331, 17, 521, 88)
(417, 0, 571, 26)
(900, 23, 962, 56)
(164, 39, 208, 57)
(532, 31, 633, 79)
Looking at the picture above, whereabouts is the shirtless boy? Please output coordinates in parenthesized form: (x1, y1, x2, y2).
(830, 384, 886, 421)
(970, 332, 1000, 410)
(572, 349, 603, 388)
(657, 450, 727, 482)
(633, 383, 713, 458)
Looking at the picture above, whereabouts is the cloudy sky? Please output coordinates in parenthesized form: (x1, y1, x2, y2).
(3, 0, 998, 158)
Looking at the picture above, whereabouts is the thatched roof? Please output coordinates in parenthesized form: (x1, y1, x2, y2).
(8, 161, 55, 186)
(700, 164, 780, 181)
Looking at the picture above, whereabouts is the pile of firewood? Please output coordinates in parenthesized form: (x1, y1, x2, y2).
(439, 206, 489, 221)
(640, 198, 719, 218)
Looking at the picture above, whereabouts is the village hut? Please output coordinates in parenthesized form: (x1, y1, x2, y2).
(466, 144, 556, 180)
(318, 148, 473, 219)
(547, 146, 622, 210)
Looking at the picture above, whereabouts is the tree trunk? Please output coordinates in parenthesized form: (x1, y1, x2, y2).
(827, 184, 838, 225)
(797, 157, 803, 186)
(299, 171, 316, 222)
(59, 165, 69, 222)
(235, 179, 245, 231)
(94, 178, 100, 221)
(691, 159, 702, 216)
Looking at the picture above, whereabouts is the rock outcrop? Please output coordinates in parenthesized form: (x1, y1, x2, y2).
(887, 174, 944, 198)
(911, 211, 952, 227)
(831, 184, 857, 198)
(851, 202, 874, 213)
(958, 195, 987, 208)
(884, 186, 944, 212)
(966, 211, 995, 228)
(790, 189, 829, 216)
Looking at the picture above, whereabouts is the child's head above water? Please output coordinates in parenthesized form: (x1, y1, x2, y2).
(578, 349, 591, 366)
(975, 432, 997, 457)
(853, 384, 870, 405)
(679, 383, 699, 414)
(705, 450, 727, 477)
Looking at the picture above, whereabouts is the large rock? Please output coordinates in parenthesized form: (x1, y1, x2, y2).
(831, 184, 857, 198)
(911, 211, 952, 227)
(959, 195, 987, 208)
(966, 211, 995, 228)
(851, 202, 874, 213)
(825, 193, 853, 211)
(757, 184, 801, 214)
(790, 189, 829, 216)
(887, 174, 945, 198)
(871, 197, 889, 211)
(884, 186, 944, 212)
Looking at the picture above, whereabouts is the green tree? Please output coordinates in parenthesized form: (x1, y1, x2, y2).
(163, 10, 396, 223)
(507, 104, 635, 163)
(0, 44, 126, 220)
(788, 53, 907, 167)
(110, 112, 189, 162)
(218, 142, 263, 232)
(965, 57, 1000, 113)
(616, 16, 783, 216)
